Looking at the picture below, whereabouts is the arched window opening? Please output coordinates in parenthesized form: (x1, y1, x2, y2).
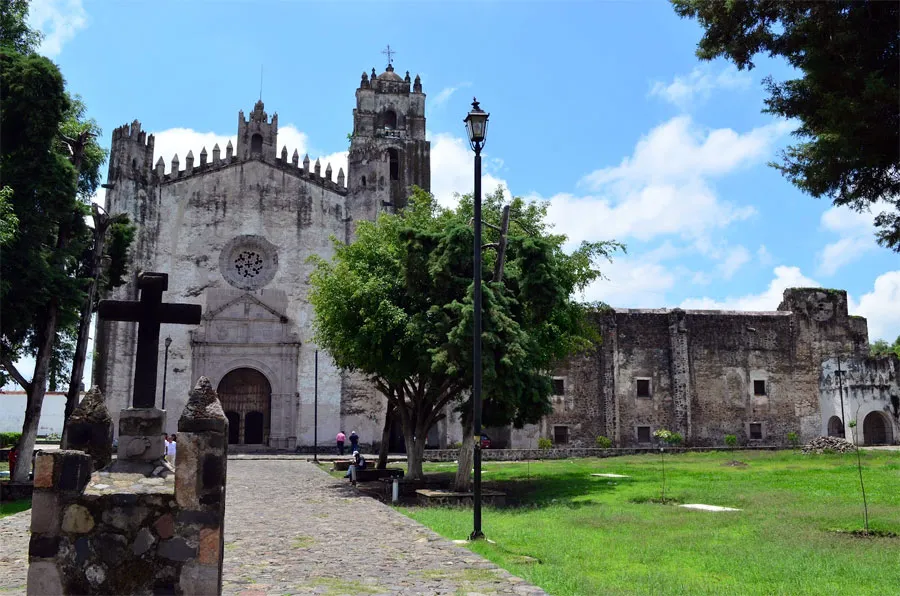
(250, 133, 263, 155)
(383, 110, 397, 130)
(827, 416, 844, 437)
(131, 158, 137, 169)
(361, 175, 367, 188)
(388, 148, 400, 181)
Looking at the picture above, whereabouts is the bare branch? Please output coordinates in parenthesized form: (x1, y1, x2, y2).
(1, 356, 32, 393)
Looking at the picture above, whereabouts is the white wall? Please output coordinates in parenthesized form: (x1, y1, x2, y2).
(0, 393, 68, 435)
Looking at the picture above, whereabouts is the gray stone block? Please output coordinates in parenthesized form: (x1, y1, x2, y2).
(26, 560, 63, 596)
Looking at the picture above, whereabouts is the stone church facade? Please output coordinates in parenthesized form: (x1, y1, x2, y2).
(95, 64, 899, 451)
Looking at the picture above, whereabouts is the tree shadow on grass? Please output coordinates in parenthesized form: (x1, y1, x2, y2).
(484, 472, 632, 509)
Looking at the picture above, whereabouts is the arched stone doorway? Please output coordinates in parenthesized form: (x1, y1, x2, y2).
(827, 416, 844, 437)
(863, 411, 891, 445)
(218, 368, 272, 445)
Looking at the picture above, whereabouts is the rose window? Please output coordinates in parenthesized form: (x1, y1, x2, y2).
(219, 236, 279, 290)
(234, 250, 264, 278)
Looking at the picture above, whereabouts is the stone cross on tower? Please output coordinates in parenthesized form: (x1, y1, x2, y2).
(98, 272, 201, 409)
(382, 44, 396, 67)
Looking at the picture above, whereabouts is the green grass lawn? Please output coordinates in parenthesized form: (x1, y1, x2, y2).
(0, 499, 31, 518)
(400, 450, 900, 596)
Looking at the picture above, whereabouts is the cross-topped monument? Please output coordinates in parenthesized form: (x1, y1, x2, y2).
(98, 272, 201, 409)
(382, 44, 396, 67)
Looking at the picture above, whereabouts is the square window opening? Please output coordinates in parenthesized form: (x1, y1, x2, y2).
(636, 379, 651, 398)
(552, 378, 565, 396)
(753, 380, 767, 396)
(553, 425, 569, 445)
(749, 423, 763, 440)
(637, 426, 651, 443)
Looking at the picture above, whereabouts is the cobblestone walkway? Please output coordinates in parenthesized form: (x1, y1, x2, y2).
(0, 459, 547, 595)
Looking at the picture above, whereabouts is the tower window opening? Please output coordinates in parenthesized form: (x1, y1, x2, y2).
(388, 148, 400, 181)
(250, 133, 263, 155)
(383, 110, 397, 130)
(361, 175, 367, 188)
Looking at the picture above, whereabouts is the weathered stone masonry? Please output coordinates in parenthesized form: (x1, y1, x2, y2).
(27, 379, 228, 595)
(535, 288, 896, 448)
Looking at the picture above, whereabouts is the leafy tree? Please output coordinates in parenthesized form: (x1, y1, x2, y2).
(0, 6, 121, 481)
(869, 336, 900, 358)
(0, 186, 18, 247)
(672, 1, 900, 251)
(309, 187, 623, 480)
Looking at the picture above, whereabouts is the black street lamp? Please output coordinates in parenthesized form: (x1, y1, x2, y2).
(464, 97, 489, 541)
(162, 336, 172, 410)
(314, 349, 319, 463)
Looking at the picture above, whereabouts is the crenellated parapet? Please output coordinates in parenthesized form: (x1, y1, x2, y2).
(108, 120, 155, 183)
(154, 142, 347, 194)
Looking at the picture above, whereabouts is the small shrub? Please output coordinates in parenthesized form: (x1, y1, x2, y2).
(787, 432, 800, 449)
(595, 435, 612, 448)
(724, 434, 737, 449)
(0, 432, 21, 448)
(537, 437, 553, 450)
(450, 441, 463, 450)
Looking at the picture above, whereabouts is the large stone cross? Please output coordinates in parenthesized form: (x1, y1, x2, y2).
(98, 272, 201, 409)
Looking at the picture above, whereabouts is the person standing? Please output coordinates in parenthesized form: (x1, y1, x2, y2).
(336, 431, 346, 455)
(166, 434, 177, 464)
(349, 430, 359, 454)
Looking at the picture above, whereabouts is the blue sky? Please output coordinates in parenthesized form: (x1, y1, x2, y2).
(23, 0, 900, 357)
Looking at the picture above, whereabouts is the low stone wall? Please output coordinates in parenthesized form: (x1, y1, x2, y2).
(422, 445, 782, 462)
(27, 379, 228, 595)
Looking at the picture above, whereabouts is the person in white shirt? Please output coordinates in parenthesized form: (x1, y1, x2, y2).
(166, 434, 177, 463)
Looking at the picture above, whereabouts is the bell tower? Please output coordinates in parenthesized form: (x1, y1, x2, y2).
(347, 62, 430, 225)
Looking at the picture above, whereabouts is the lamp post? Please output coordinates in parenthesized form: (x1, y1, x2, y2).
(464, 97, 489, 541)
(162, 336, 172, 410)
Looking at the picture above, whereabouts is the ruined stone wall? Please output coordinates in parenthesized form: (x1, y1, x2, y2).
(540, 288, 873, 449)
(820, 355, 899, 444)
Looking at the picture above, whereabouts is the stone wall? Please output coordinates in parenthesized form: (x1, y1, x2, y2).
(27, 379, 228, 595)
(819, 354, 899, 444)
(421, 446, 781, 462)
(535, 288, 874, 449)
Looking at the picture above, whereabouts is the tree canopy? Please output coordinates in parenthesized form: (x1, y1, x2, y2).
(309, 187, 623, 477)
(870, 336, 900, 359)
(672, 0, 900, 251)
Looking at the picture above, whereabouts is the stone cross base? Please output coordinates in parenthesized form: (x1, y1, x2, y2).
(108, 407, 171, 476)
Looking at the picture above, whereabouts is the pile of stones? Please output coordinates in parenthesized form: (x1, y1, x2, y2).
(802, 436, 855, 454)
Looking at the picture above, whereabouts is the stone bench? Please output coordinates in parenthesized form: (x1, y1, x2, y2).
(415, 488, 506, 507)
(350, 468, 404, 482)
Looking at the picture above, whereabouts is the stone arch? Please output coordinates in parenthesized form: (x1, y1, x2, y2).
(382, 109, 397, 130)
(217, 368, 272, 445)
(827, 416, 844, 437)
(863, 411, 892, 445)
(250, 133, 263, 155)
(387, 148, 400, 181)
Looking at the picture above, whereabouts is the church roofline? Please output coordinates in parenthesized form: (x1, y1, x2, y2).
(154, 151, 347, 196)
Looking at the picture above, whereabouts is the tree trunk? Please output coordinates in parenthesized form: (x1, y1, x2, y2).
(13, 302, 58, 483)
(62, 207, 110, 446)
(402, 421, 429, 480)
(377, 402, 394, 469)
(454, 423, 475, 492)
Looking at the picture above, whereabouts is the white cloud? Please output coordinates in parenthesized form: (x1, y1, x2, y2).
(429, 132, 509, 208)
(717, 245, 751, 279)
(649, 65, 751, 110)
(581, 250, 679, 308)
(432, 82, 471, 107)
(849, 271, 900, 342)
(817, 206, 877, 276)
(756, 244, 774, 267)
(537, 116, 789, 249)
(27, 0, 88, 57)
(680, 266, 820, 311)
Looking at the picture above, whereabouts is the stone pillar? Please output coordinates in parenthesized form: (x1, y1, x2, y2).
(27, 450, 92, 596)
(62, 386, 113, 471)
(174, 377, 228, 595)
(110, 407, 170, 475)
(668, 309, 691, 440)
